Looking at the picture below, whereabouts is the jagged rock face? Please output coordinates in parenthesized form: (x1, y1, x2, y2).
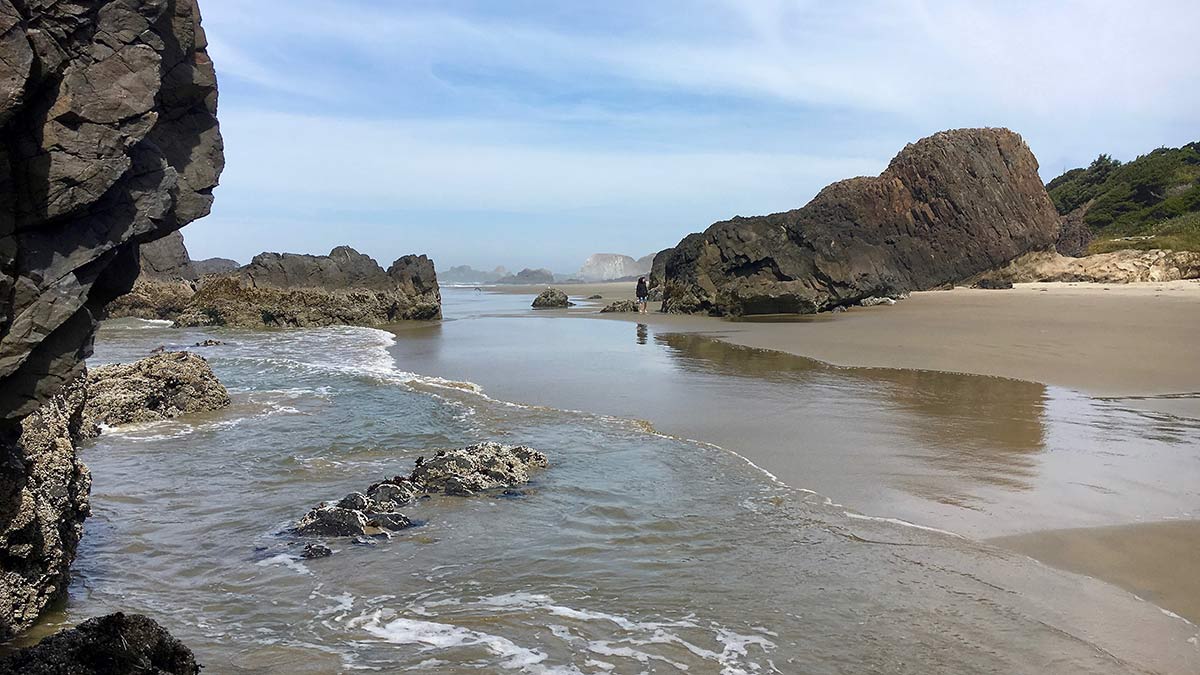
(577, 253, 649, 281)
(0, 612, 200, 674)
(0, 0, 223, 425)
(103, 232, 203, 320)
(0, 0, 222, 639)
(658, 128, 1060, 315)
(174, 247, 442, 327)
(982, 249, 1200, 284)
(137, 231, 198, 282)
(0, 377, 92, 640)
(531, 288, 572, 308)
(85, 351, 230, 429)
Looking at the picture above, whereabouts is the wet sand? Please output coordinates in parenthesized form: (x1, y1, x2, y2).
(992, 520, 1200, 624)
(485, 281, 1200, 630)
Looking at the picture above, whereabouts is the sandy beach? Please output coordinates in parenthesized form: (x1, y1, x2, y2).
(489, 280, 1200, 625)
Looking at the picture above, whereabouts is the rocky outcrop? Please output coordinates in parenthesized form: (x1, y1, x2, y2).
(439, 265, 506, 284)
(600, 300, 639, 313)
(981, 249, 1200, 284)
(497, 268, 555, 285)
(1055, 201, 1095, 257)
(0, 0, 223, 638)
(656, 128, 1059, 315)
(1, 377, 92, 640)
(577, 254, 650, 281)
(294, 443, 547, 541)
(84, 351, 230, 429)
(174, 247, 442, 327)
(531, 288, 573, 309)
(0, 612, 199, 675)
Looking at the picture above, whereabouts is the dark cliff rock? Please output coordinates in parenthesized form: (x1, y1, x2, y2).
(657, 128, 1060, 315)
(85, 351, 230, 429)
(0, 0, 223, 638)
(174, 247, 442, 327)
(0, 612, 200, 675)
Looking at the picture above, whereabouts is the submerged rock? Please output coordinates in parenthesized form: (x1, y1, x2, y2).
(0, 612, 199, 675)
(175, 247, 442, 327)
(301, 543, 333, 559)
(532, 288, 574, 309)
(599, 300, 640, 313)
(85, 352, 231, 429)
(293, 443, 548, 543)
(193, 339, 226, 347)
(656, 128, 1060, 315)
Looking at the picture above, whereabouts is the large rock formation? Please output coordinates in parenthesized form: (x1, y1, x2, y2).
(192, 256, 238, 276)
(85, 351, 230, 429)
(0, 612, 200, 674)
(980, 249, 1200, 284)
(174, 246, 442, 327)
(576, 253, 650, 281)
(0, 0, 223, 639)
(439, 264, 506, 284)
(102, 231, 199, 320)
(656, 128, 1060, 315)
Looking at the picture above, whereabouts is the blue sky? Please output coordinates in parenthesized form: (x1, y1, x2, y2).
(190, 0, 1200, 272)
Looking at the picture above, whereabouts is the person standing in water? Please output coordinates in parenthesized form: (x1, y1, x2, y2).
(636, 276, 649, 314)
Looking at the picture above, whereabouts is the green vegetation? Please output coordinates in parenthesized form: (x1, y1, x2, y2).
(1046, 142, 1200, 252)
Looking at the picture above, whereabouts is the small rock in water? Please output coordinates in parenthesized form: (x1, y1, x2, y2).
(85, 351, 231, 429)
(532, 288, 574, 308)
(586, 294, 603, 300)
(193, 339, 225, 347)
(294, 505, 369, 537)
(301, 543, 333, 559)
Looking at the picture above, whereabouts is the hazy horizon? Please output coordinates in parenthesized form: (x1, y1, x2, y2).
(189, 0, 1199, 271)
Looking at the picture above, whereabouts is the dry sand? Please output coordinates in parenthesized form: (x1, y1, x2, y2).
(490, 279, 1200, 626)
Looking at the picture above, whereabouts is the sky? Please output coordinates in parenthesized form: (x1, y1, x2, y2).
(189, 0, 1200, 272)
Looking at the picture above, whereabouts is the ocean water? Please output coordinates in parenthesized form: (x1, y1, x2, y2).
(31, 290, 1199, 672)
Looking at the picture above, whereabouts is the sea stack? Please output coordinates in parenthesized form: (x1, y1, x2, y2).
(174, 247, 442, 327)
(0, 0, 223, 638)
(655, 128, 1061, 315)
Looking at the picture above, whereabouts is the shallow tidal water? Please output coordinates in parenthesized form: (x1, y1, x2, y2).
(26, 290, 1200, 672)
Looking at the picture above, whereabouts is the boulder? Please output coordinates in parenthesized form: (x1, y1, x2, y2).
(85, 352, 231, 429)
(411, 443, 548, 496)
(0, 0, 223, 637)
(174, 248, 442, 327)
(532, 288, 574, 309)
(0, 612, 199, 675)
(657, 128, 1060, 315)
(981, 249, 1200, 284)
(600, 300, 640, 313)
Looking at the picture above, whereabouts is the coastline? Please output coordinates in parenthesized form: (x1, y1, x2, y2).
(484, 280, 1200, 624)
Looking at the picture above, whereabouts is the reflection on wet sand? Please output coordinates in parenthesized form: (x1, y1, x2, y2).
(655, 332, 1048, 498)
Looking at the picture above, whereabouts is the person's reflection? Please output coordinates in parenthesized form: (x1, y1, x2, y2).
(636, 323, 648, 345)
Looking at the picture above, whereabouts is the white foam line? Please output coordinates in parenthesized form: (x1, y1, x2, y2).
(842, 511, 966, 539)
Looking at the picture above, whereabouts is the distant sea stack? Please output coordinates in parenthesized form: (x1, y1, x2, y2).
(496, 268, 555, 284)
(577, 253, 652, 281)
(0, 0, 223, 640)
(655, 128, 1061, 315)
(175, 247, 442, 327)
